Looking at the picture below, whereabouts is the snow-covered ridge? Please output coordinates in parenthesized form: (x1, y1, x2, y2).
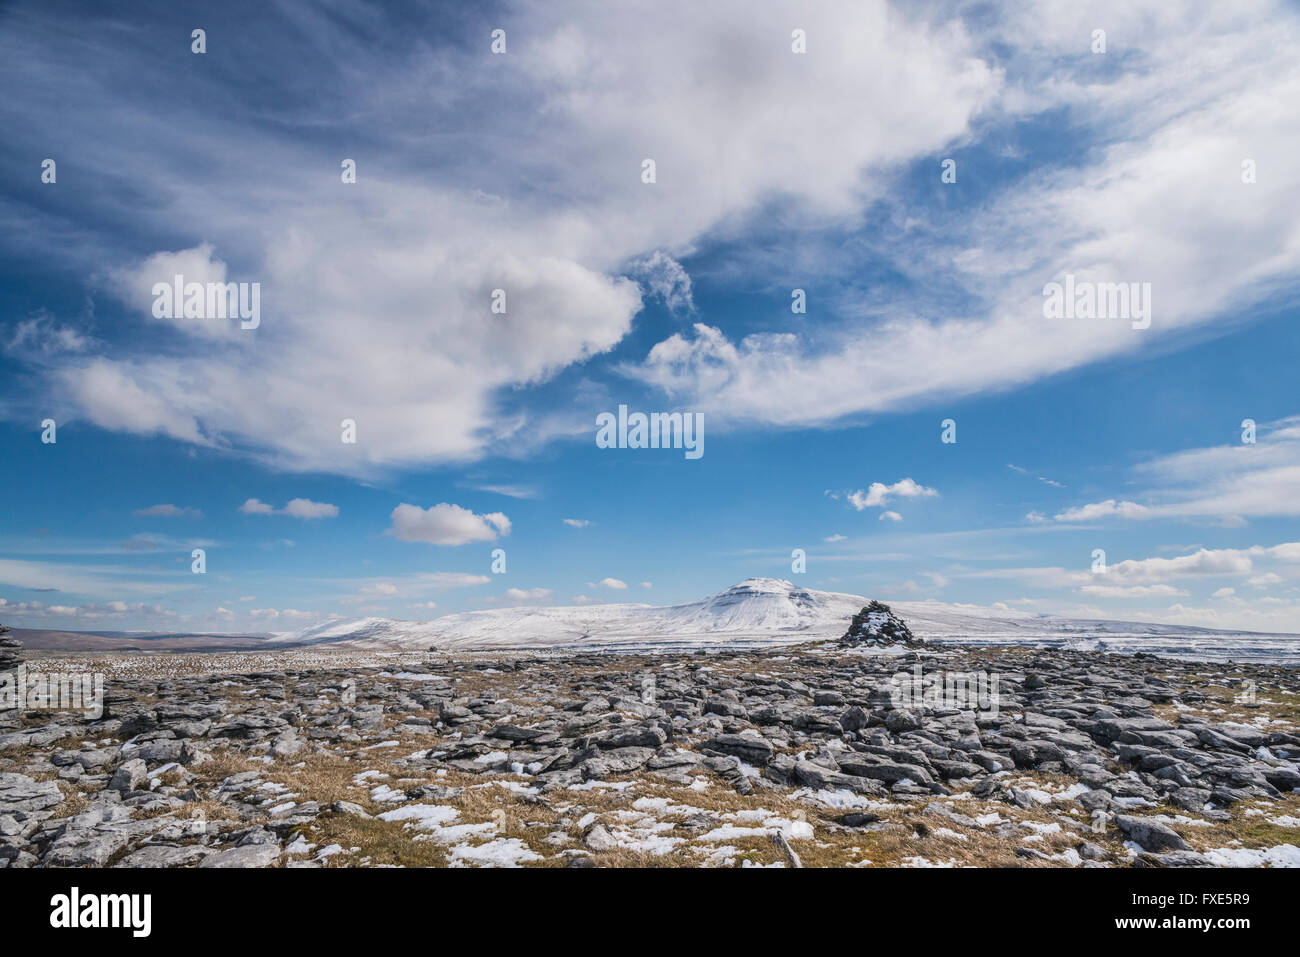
(275, 578, 862, 651)
(273, 578, 1300, 661)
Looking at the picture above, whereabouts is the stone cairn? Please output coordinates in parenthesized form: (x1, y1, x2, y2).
(839, 600, 920, 646)
(0, 623, 22, 728)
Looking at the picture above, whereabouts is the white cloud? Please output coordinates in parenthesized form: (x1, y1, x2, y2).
(503, 587, 552, 602)
(629, 5, 1300, 434)
(0, 599, 178, 622)
(1054, 499, 1151, 522)
(386, 503, 510, 546)
(1149, 601, 1300, 635)
(1009, 464, 1065, 488)
(1100, 548, 1259, 585)
(1045, 418, 1300, 525)
(134, 504, 201, 518)
(108, 242, 246, 341)
(630, 251, 694, 314)
(282, 498, 338, 520)
(592, 577, 628, 590)
(847, 479, 938, 511)
(346, 572, 490, 596)
(0, 557, 192, 599)
(469, 484, 538, 500)
(960, 542, 1300, 596)
(239, 497, 337, 519)
(879, 511, 903, 523)
(563, 518, 591, 528)
(823, 534, 847, 542)
(15, 1, 1001, 475)
(1079, 584, 1187, 599)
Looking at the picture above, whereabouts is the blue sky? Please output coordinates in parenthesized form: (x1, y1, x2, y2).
(2, 0, 1299, 635)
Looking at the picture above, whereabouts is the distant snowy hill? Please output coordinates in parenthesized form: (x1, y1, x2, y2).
(275, 578, 862, 651)
(273, 578, 1300, 660)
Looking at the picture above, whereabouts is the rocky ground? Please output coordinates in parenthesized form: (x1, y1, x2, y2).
(2, 643, 1299, 868)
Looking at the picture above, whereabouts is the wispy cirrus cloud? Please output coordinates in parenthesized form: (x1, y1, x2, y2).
(1048, 417, 1300, 526)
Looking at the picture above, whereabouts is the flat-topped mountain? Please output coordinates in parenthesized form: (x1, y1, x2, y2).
(271, 578, 1300, 660)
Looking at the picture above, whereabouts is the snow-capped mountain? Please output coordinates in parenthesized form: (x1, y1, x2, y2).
(272, 578, 1300, 659)
(275, 578, 863, 651)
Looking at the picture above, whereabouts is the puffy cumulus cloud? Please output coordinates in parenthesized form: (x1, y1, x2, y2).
(238, 498, 337, 518)
(108, 243, 244, 341)
(282, 498, 338, 520)
(6, 0, 997, 475)
(1099, 548, 1260, 585)
(590, 577, 628, 590)
(879, 511, 903, 523)
(1272, 542, 1300, 561)
(846, 479, 938, 511)
(387, 503, 510, 546)
(61, 360, 206, 445)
